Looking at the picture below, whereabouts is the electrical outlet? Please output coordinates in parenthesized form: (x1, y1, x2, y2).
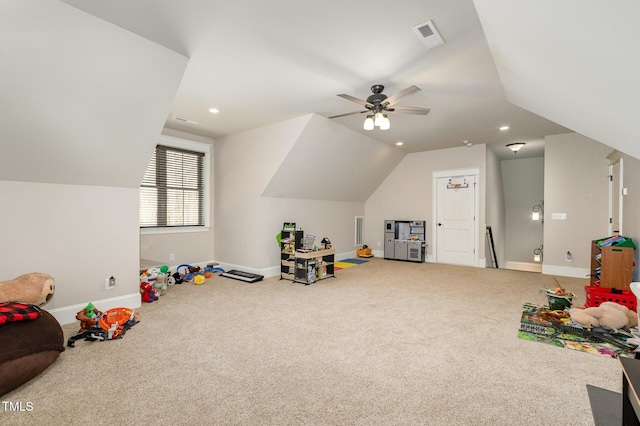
(105, 276, 116, 290)
(169, 253, 176, 261)
(565, 251, 572, 262)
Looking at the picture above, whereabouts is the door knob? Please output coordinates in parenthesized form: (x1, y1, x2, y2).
(437, 223, 442, 226)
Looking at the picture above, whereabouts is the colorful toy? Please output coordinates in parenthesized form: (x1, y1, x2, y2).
(75, 302, 100, 332)
(67, 306, 139, 347)
(569, 301, 638, 330)
(175, 264, 225, 284)
(0, 273, 55, 306)
(140, 282, 158, 303)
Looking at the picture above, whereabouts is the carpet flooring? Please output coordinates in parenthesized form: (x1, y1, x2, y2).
(2, 259, 623, 425)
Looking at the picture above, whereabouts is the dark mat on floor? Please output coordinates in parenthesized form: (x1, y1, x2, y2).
(587, 384, 621, 426)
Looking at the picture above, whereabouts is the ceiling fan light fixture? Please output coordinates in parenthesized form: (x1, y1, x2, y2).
(507, 142, 526, 153)
(374, 112, 384, 127)
(380, 115, 390, 130)
(363, 115, 374, 130)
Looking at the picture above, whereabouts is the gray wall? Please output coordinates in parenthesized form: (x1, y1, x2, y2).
(501, 157, 544, 264)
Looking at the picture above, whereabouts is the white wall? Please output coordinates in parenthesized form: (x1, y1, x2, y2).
(543, 133, 611, 277)
(365, 144, 487, 262)
(0, 181, 141, 322)
(0, 2, 187, 324)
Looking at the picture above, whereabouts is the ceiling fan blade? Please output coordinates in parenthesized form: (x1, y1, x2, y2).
(389, 106, 431, 115)
(337, 93, 374, 108)
(328, 110, 369, 119)
(381, 85, 421, 107)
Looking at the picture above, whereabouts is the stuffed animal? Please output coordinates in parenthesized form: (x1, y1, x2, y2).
(140, 282, 157, 303)
(569, 301, 638, 330)
(0, 273, 55, 306)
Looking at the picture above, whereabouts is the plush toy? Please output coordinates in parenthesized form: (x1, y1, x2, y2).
(0, 273, 55, 306)
(75, 302, 101, 332)
(140, 282, 157, 303)
(569, 301, 638, 330)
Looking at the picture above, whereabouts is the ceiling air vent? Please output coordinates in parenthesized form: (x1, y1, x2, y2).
(412, 20, 445, 49)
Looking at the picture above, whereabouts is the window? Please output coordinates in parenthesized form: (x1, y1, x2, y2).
(140, 136, 210, 230)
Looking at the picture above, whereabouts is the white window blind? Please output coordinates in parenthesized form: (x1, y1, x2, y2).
(140, 145, 204, 228)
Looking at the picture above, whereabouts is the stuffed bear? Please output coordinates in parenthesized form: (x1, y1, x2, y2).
(0, 273, 55, 306)
(569, 301, 638, 330)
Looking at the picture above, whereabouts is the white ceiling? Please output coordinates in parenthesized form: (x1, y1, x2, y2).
(58, 0, 633, 160)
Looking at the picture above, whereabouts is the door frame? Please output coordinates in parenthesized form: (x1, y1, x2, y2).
(608, 154, 623, 235)
(432, 167, 480, 266)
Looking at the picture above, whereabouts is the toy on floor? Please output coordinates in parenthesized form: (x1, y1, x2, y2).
(140, 282, 158, 303)
(76, 302, 100, 331)
(67, 305, 139, 347)
(176, 264, 225, 284)
(569, 301, 638, 330)
(0, 272, 55, 306)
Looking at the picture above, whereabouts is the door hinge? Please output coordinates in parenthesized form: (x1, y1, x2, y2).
(609, 175, 613, 182)
(610, 217, 613, 224)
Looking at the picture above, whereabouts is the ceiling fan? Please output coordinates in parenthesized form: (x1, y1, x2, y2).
(329, 84, 430, 130)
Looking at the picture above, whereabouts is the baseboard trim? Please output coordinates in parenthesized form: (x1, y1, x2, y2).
(48, 293, 142, 325)
(504, 261, 542, 273)
(542, 264, 590, 279)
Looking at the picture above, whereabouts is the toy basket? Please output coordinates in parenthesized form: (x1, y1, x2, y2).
(544, 292, 573, 311)
(585, 285, 637, 311)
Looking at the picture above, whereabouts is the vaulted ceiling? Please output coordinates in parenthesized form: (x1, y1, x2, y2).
(58, 0, 585, 159)
(6, 0, 639, 176)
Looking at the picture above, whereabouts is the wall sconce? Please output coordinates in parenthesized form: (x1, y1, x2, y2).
(533, 245, 543, 262)
(532, 200, 544, 223)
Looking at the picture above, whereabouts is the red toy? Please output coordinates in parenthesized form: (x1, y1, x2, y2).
(140, 282, 157, 303)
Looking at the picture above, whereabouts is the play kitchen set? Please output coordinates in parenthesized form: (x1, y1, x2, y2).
(384, 220, 426, 262)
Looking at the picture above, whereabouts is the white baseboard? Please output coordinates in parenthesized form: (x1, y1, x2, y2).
(504, 261, 542, 273)
(48, 292, 142, 325)
(542, 264, 590, 279)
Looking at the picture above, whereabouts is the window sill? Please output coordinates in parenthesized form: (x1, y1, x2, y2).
(140, 226, 210, 236)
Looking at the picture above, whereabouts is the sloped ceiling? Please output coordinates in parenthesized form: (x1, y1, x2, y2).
(262, 114, 406, 202)
(474, 0, 640, 159)
(0, 0, 188, 188)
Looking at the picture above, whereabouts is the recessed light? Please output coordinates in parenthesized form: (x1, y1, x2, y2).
(396, 141, 403, 146)
(499, 126, 510, 131)
(208, 108, 219, 114)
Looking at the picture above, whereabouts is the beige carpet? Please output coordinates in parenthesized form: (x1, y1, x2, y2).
(3, 259, 621, 425)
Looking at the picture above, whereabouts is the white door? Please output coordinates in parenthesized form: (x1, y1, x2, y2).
(435, 175, 476, 266)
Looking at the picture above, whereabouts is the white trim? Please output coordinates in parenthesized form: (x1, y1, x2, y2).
(48, 293, 142, 325)
(141, 133, 212, 234)
(141, 226, 210, 235)
(542, 264, 590, 279)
